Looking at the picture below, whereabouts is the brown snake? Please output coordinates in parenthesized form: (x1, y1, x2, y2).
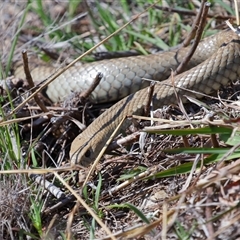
(15, 30, 240, 166)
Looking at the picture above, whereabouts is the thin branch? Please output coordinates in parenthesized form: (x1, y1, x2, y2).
(79, 72, 103, 101)
(234, 0, 239, 25)
(153, 5, 236, 21)
(43, 195, 76, 215)
(174, 1, 210, 76)
(29, 173, 65, 199)
(106, 131, 140, 152)
(182, 0, 207, 47)
(22, 50, 51, 116)
(144, 82, 155, 116)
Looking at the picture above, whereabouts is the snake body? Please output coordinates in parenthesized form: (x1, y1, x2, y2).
(69, 30, 240, 166)
(15, 31, 233, 104)
(15, 30, 240, 166)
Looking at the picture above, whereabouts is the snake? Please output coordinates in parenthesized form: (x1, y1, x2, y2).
(14, 29, 240, 166)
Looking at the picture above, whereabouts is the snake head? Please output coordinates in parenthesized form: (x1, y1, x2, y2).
(70, 132, 103, 167)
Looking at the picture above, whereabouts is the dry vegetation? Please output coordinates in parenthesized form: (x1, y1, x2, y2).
(1, 0, 240, 239)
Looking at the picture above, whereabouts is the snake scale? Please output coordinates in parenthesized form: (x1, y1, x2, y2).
(15, 29, 240, 166)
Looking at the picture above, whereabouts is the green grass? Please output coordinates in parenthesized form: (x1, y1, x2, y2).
(29, 196, 44, 237)
(174, 220, 197, 240)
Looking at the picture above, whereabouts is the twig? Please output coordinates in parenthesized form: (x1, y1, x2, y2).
(234, 0, 239, 25)
(22, 50, 51, 116)
(205, 187, 215, 239)
(82, 116, 126, 188)
(106, 131, 140, 152)
(43, 194, 76, 215)
(79, 72, 103, 101)
(53, 171, 117, 240)
(170, 70, 190, 123)
(26, 105, 79, 111)
(174, 1, 210, 76)
(153, 5, 236, 21)
(104, 167, 153, 195)
(45, 214, 59, 237)
(29, 173, 65, 199)
(225, 20, 239, 33)
(66, 200, 80, 239)
(144, 82, 155, 116)
(169, 66, 197, 149)
(182, 0, 207, 47)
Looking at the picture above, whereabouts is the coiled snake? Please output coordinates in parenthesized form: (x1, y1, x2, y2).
(15, 29, 240, 166)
